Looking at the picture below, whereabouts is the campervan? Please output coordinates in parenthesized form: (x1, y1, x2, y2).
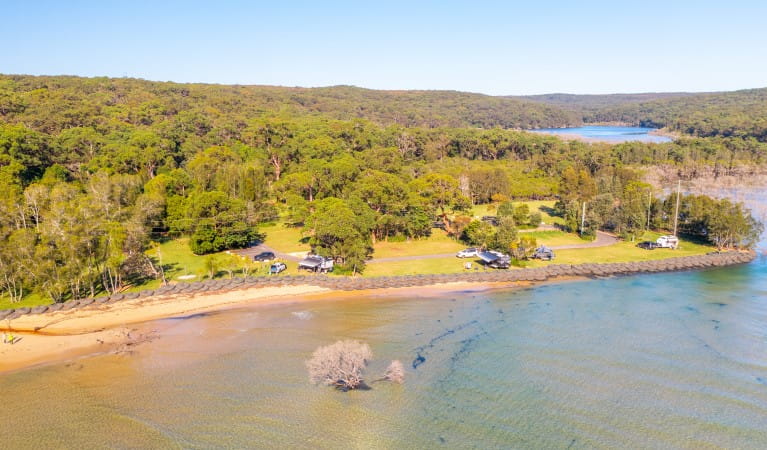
(656, 235, 679, 249)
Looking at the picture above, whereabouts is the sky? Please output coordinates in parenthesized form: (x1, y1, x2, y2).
(3, 0, 767, 95)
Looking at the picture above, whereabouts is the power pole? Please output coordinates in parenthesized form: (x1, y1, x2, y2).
(580, 202, 586, 236)
(646, 190, 653, 230)
(673, 179, 681, 237)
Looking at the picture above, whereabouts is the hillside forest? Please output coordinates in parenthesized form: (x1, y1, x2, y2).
(0, 75, 764, 304)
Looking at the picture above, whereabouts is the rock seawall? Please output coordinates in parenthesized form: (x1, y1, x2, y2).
(0, 251, 756, 321)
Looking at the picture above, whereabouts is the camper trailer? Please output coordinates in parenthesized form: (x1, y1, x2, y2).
(477, 250, 511, 269)
(656, 235, 679, 249)
(298, 254, 334, 273)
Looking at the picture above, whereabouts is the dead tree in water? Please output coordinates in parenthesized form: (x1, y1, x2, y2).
(306, 340, 372, 390)
(383, 360, 405, 384)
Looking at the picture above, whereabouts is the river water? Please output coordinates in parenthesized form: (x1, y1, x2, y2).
(532, 126, 673, 143)
(0, 197, 765, 448)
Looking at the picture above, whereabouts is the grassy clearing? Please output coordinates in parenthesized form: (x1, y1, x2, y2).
(528, 231, 713, 267)
(470, 200, 564, 226)
(373, 230, 465, 258)
(365, 231, 715, 276)
(150, 238, 304, 281)
(363, 256, 474, 277)
(0, 292, 51, 311)
(522, 230, 586, 247)
(152, 238, 209, 279)
(261, 223, 310, 254)
(1, 229, 717, 310)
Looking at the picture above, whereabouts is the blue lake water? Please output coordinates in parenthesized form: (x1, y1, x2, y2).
(532, 125, 673, 143)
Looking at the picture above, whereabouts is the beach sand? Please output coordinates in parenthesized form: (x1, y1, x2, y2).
(0, 281, 535, 374)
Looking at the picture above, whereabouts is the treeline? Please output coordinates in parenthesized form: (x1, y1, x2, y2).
(553, 166, 763, 248)
(0, 75, 578, 131)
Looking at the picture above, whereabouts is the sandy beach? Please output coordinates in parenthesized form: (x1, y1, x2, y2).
(0, 281, 531, 374)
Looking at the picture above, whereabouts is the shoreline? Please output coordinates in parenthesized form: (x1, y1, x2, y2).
(0, 251, 755, 374)
(528, 125, 679, 144)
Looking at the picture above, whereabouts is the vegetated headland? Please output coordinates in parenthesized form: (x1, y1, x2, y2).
(0, 75, 764, 322)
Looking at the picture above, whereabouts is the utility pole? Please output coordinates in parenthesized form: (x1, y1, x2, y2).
(673, 179, 681, 237)
(646, 190, 653, 230)
(580, 202, 586, 236)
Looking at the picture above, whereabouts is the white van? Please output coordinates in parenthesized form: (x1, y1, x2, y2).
(656, 235, 679, 249)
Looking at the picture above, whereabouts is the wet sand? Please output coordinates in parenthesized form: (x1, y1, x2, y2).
(0, 281, 536, 374)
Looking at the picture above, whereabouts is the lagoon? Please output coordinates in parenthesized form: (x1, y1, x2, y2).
(532, 125, 673, 143)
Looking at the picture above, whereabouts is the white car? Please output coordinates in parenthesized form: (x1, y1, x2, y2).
(456, 248, 479, 258)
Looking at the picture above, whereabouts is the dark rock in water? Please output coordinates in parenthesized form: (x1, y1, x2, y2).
(412, 354, 426, 369)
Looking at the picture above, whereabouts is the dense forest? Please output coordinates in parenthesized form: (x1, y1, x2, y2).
(0, 74, 763, 304)
(518, 92, 695, 115)
(0, 75, 578, 130)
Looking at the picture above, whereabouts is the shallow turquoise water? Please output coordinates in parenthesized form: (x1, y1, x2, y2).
(532, 126, 673, 143)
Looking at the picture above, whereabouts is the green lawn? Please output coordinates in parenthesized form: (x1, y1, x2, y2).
(363, 256, 472, 277)
(261, 223, 310, 254)
(150, 237, 304, 281)
(0, 229, 717, 310)
(470, 200, 564, 226)
(373, 230, 465, 258)
(528, 231, 713, 267)
(364, 231, 715, 276)
(0, 292, 51, 312)
(152, 238, 210, 279)
(522, 230, 586, 247)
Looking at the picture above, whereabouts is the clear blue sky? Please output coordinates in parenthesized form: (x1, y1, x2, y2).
(3, 0, 766, 95)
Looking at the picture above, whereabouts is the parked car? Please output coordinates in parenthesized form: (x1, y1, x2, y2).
(456, 247, 479, 258)
(656, 235, 679, 249)
(254, 251, 276, 262)
(637, 241, 660, 250)
(298, 255, 334, 273)
(269, 262, 287, 275)
(533, 246, 555, 260)
(481, 216, 499, 226)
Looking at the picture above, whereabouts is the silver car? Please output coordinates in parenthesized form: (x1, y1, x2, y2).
(456, 248, 479, 258)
